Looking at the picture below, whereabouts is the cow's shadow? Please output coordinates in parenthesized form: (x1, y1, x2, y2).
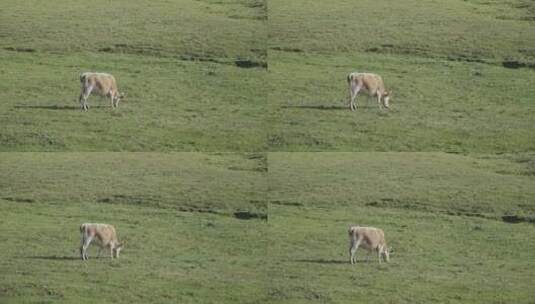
(281, 105, 348, 111)
(27, 255, 113, 260)
(293, 258, 348, 264)
(27, 255, 79, 261)
(294, 257, 379, 264)
(15, 105, 106, 111)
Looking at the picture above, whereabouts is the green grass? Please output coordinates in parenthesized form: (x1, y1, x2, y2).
(2, 0, 534, 152)
(266, 152, 535, 303)
(2, 153, 534, 303)
(0, 153, 267, 303)
(0, 0, 267, 151)
(1, 0, 535, 302)
(268, 153, 535, 219)
(1, 0, 265, 60)
(267, 0, 535, 152)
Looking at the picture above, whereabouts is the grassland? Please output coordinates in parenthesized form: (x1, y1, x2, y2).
(266, 152, 535, 303)
(2, 153, 533, 303)
(0, 0, 267, 151)
(267, 0, 535, 152)
(1, 0, 535, 303)
(0, 153, 267, 303)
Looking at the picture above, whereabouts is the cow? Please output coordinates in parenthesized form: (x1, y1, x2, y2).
(80, 223, 123, 260)
(347, 72, 391, 111)
(348, 225, 390, 264)
(78, 72, 124, 111)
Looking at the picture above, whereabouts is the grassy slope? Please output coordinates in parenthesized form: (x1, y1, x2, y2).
(266, 152, 535, 303)
(267, 0, 535, 152)
(0, 153, 267, 303)
(0, 0, 267, 151)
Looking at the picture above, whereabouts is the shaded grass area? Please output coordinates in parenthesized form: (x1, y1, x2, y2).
(0, 153, 267, 215)
(268, 153, 535, 220)
(0, 0, 266, 62)
(269, 0, 535, 66)
(0, 153, 267, 303)
(266, 152, 535, 303)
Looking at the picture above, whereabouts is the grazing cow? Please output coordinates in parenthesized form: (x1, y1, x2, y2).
(80, 223, 123, 260)
(79, 72, 124, 111)
(347, 72, 391, 111)
(348, 225, 390, 264)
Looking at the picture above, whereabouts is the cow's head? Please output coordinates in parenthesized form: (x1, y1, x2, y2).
(114, 242, 124, 258)
(114, 92, 125, 103)
(383, 246, 391, 262)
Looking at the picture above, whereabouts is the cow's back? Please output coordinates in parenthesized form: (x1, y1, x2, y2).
(81, 223, 117, 243)
(80, 72, 116, 95)
(361, 74, 384, 92)
(95, 224, 116, 242)
(355, 227, 385, 249)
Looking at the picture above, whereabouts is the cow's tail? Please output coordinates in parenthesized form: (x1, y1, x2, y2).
(79, 73, 86, 83)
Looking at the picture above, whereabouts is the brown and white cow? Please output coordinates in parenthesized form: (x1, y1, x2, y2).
(347, 72, 391, 111)
(78, 72, 124, 111)
(348, 225, 390, 264)
(80, 223, 123, 260)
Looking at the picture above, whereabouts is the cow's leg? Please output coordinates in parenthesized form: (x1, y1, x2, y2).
(81, 234, 94, 260)
(377, 94, 383, 110)
(79, 91, 88, 111)
(110, 245, 114, 259)
(350, 84, 361, 111)
(80, 86, 93, 111)
(109, 91, 119, 108)
(80, 232, 86, 260)
(79, 93, 88, 111)
(377, 248, 382, 264)
(348, 82, 353, 110)
(80, 234, 86, 260)
(114, 94, 121, 108)
(349, 238, 361, 264)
